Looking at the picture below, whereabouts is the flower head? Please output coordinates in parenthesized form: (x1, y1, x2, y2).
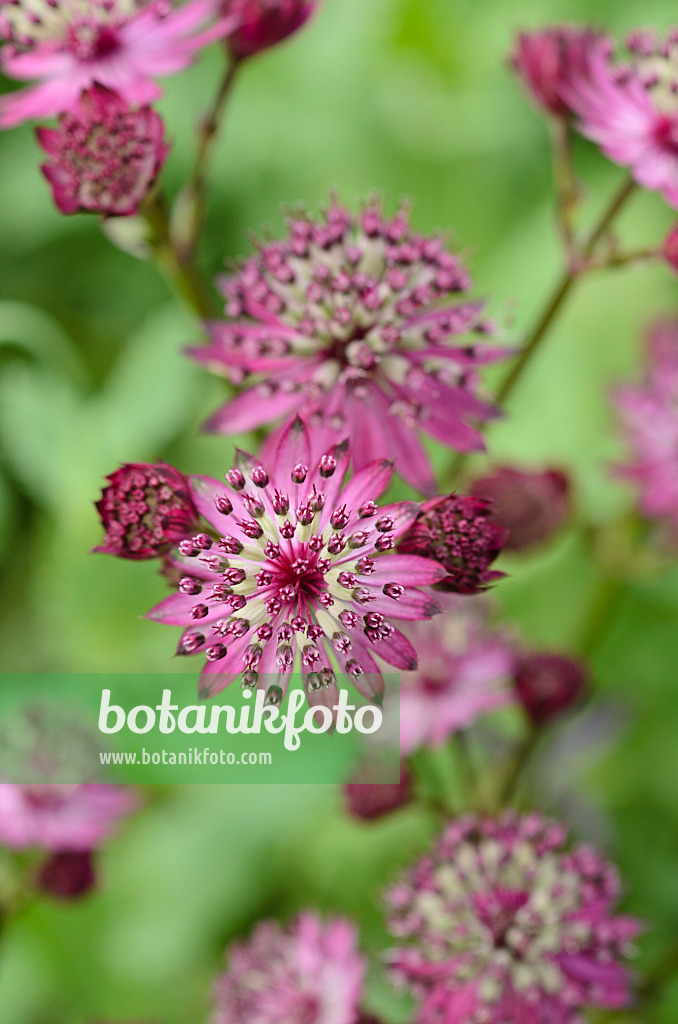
(511, 26, 602, 117)
(399, 597, 515, 754)
(226, 0, 316, 60)
(613, 319, 678, 528)
(37, 849, 97, 899)
(37, 86, 169, 216)
(0, 0, 238, 127)
(470, 465, 571, 552)
(385, 812, 640, 1024)
(514, 651, 587, 725)
(0, 783, 135, 851)
(568, 29, 678, 208)
(95, 462, 200, 559)
(147, 419, 446, 703)
(212, 912, 366, 1024)
(397, 494, 508, 594)
(190, 198, 508, 494)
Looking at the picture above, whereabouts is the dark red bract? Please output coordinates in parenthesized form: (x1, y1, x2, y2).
(227, 0, 316, 59)
(37, 850, 97, 899)
(514, 651, 587, 725)
(344, 766, 413, 821)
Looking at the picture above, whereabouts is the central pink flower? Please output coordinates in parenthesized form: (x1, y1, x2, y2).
(146, 418, 446, 703)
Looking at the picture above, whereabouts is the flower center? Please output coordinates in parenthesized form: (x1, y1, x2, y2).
(67, 22, 121, 60)
(473, 887, 530, 949)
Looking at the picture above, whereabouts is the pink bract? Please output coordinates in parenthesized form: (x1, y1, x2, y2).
(212, 911, 366, 1024)
(189, 198, 509, 494)
(146, 418, 446, 704)
(567, 29, 678, 208)
(0, 783, 136, 852)
(37, 86, 169, 216)
(399, 597, 516, 754)
(0, 0, 239, 127)
(385, 812, 641, 1024)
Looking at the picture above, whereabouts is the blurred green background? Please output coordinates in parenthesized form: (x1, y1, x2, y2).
(1, 0, 678, 1020)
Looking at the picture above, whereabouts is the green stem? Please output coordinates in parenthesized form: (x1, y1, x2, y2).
(577, 576, 627, 659)
(142, 194, 217, 320)
(550, 117, 578, 257)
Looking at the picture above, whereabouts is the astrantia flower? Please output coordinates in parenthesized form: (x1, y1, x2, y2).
(511, 26, 602, 117)
(0, 783, 135, 851)
(147, 419, 446, 703)
(37, 849, 97, 899)
(190, 199, 508, 494)
(0, 0, 238, 127)
(514, 651, 587, 726)
(385, 812, 640, 1024)
(95, 462, 200, 559)
(399, 597, 515, 754)
(613, 320, 678, 527)
(37, 86, 169, 216)
(568, 30, 678, 208)
(226, 0, 316, 60)
(345, 765, 413, 821)
(470, 465, 571, 552)
(212, 912, 366, 1024)
(398, 494, 509, 594)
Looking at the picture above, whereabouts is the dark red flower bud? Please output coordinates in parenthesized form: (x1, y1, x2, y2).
(398, 493, 508, 594)
(470, 466, 571, 552)
(511, 26, 601, 117)
(344, 766, 413, 821)
(226, 0, 316, 60)
(514, 652, 587, 725)
(94, 463, 200, 560)
(37, 850, 97, 900)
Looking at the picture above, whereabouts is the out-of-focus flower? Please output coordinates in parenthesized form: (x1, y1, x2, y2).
(212, 911, 366, 1024)
(385, 812, 640, 1024)
(37, 86, 169, 216)
(514, 651, 587, 725)
(511, 26, 602, 117)
(147, 418, 445, 704)
(613, 320, 678, 527)
(663, 223, 678, 273)
(397, 493, 509, 594)
(36, 850, 97, 899)
(0, 0, 239, 127)
(189, 198, 508, 494)
(344, 765, 413, 821)
(470, 465, 571, 552)
(0, 784, 135, 852)
(226, 0, 316, 59)
(95, 462, 200, 560)
(568, 29, 678, 209)
(399, 597, 515, 754)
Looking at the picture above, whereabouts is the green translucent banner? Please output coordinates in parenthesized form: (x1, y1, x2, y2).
(0, 674, 400, 784)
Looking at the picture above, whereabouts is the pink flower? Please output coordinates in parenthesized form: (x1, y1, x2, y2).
(37, 86, 169, 216)
(613, 320, 678, 527)
(146, 418, 446, 703)
(511, 26, 602, 117)
(226, 0, 316, 60)
(399, 597, 516, 754)
(385, 812, 641, 1024)
(514, 651, 587, 725)
(0, 783, 135, 851)
(397, 493, 509, 594)
(189, 199, 508, 494)
(0, 0, 238, 128)
(568, 30, 678, 208)
(212, 912, 366, 1024)
(470, 465, 571, 552)
(95, 462, 200, 559)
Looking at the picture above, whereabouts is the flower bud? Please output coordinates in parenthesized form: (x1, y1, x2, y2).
(344, 766, 413, 821)
(510, 27, 601, 117)
(226, 0, 317, 60)
(470, 466, 571, 552)
(513, 652, 587, 725)
(36, 850, 97, 900)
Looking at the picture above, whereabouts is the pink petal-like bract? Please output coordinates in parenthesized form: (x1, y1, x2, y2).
(567, 29, 678, 208)
(37, 86, 169, 216)
(190, 198, 509, 494)
(144, 419, 447, 703)
(0, 783, 136, 851)
(511, 26, 603, 117)
(212, 911, 366, 1024)
(0, 0, 239, 127)
(385, 812, 641, 1024)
